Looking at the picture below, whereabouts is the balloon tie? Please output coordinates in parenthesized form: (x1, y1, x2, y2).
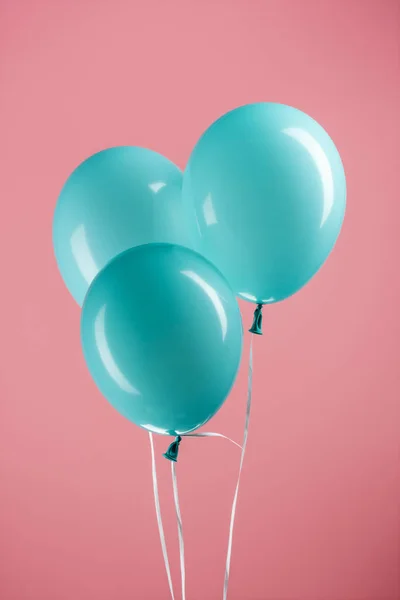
(249, 303, 263, 335)
(163, 435, 182, 462)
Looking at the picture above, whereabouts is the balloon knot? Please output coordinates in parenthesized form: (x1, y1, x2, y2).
(163, 436, 182, 462)
(249, 303, 263, 335)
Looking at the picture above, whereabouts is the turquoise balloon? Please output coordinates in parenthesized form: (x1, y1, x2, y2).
(183, 103, 346, 304)
(81, 243, 243, 435)
(53, 147, 196, 306)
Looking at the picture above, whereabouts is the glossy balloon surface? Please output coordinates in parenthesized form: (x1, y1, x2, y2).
(53, 147, 197, 305)
(183, 103, 346, 304)
(81, 243, 243, 435)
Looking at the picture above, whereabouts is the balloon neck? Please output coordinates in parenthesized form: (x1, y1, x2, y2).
(163, 436, 182, 462)
(249, 303, 263, 335)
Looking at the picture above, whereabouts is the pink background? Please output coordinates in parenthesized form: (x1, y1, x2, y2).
(1, 1, 399, 598)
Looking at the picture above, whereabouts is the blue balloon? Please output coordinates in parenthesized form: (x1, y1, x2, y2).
(53, 147, 197, 305)
(183, 103, 346, 304)
(81, 243, 243, 436)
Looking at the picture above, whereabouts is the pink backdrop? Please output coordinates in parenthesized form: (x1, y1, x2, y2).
(1, 1, 399, 598)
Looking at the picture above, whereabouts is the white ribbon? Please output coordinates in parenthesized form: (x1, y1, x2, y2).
(223, 336, 253, 600)
(183, 431, 242, 449)
(149, 432, 175, 600)
(172, 462, 185, 600)
(149, 336, 254, 600)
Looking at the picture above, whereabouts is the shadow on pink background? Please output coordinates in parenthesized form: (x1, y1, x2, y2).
(0, 1, 399, 598)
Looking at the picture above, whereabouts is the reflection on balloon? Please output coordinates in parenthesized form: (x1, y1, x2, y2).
(94, 305, 141, 396)
(181, 269, 228, 340)
(282, 126, 335, 226)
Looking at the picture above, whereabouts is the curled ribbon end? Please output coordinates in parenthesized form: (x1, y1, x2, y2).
(163, 436, 182, 462)
(249, 303, 263, 335)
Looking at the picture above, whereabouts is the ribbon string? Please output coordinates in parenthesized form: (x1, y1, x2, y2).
(223, 336, 253, 600)
(172, 462, 186, 600)
(149, 432, 175, 600)
(183, 432, 242, 449)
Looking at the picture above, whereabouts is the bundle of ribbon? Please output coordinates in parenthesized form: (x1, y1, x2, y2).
(53, 103, 346, 597)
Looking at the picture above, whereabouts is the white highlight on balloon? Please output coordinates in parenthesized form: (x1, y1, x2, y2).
(143, 424, 169, 435)
(149, 181, 167, 193)
(282, 127, 334, 227)
(181, 270, 228, 341)
(94, 305, 140, 395)
(239, 292, 275, 303)
(202, 193, 217, 226)
(70, 224, 99, 284)
(239, 292, 258, 302)
(194, 214, 202, 236)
